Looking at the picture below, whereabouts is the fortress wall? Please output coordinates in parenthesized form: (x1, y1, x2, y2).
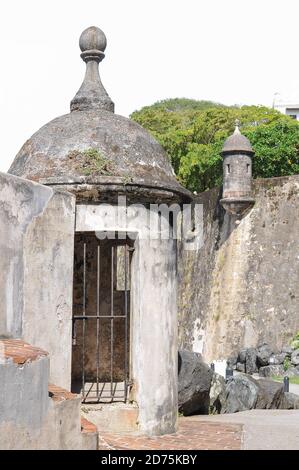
(178, 175, 299, 362)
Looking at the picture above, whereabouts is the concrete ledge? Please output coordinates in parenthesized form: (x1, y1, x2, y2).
(81, 403, 139, 434)
(0, 339, 98, 449)
(0, 339, 48, 364)
(81, 417, 97, 434)
(48, 383, 78, 402)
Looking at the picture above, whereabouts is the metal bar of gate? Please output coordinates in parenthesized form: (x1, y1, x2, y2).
(110, 245, 114, 398)
(75, 238, 132, 403)
(82, 242, 86, 401)
(96, 245, 100, 397)
(74, 315, 126, 319)
(124, 243, 128, 402)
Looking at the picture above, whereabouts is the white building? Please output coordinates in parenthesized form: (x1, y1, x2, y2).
(273, 93, 299, 120)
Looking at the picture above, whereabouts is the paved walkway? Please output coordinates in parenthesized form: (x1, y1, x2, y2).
(98, 410, 299, 450)
(190, 410, 299, 450)
(289, 383, 299, 395)
(98, 418, 242, 450)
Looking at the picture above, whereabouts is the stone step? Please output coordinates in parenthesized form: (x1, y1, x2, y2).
(0, 339, 97, 449)
(81, 402, 139, 434)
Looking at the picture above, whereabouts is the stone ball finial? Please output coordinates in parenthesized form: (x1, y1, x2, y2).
(79, 26, 107, 62)
(71, 26, 114, 112)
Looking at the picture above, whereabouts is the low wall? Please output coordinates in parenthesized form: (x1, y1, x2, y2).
(0, 172, 75, 388)
(0, 340, 97, 450)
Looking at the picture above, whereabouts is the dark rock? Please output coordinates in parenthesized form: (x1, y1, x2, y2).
(227, 356, 238, 368)
(269, 353, 286, 365)
(221, 374, 285, 414)
(282, 346, 293, 357)
(279, 392, 299, 410)
(178, 350, 213, 416)
(238, 349, 247, 364)
(209, 373, 226, 414)
(236, 362, 245, 373)
(259, 365, 284, 377)
(255, 379, 284, 409)
(245, 347, 257, 374)
(221, 374, 259, 413)
(256, 343, 272, 367)
(291, 350, 299, 366)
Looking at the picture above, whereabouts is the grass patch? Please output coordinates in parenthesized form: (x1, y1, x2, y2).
(67, 148, 134, 184)
(81, 148, 115, 176)
(272, 376, 299, 385)
(68, 148, 116, 176)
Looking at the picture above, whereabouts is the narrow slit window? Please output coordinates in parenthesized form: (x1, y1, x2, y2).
(227, 163, 231, 174)
(247, 163, 250, 173)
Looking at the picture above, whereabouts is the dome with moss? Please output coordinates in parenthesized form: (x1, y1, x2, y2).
(9, 27, 191, 203)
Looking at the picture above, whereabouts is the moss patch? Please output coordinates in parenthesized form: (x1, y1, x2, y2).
(67, 148, 116, 176)
(122, 174, 134, 185)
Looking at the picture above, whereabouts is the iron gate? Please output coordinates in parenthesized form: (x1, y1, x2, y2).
(72, 234, 132, 403)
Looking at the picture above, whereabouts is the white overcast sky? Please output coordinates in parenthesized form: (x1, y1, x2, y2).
(1, 0, 299, 172)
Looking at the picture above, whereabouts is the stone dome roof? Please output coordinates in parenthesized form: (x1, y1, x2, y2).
(8, 26, 191, 203)
(222, 121, 254, 155)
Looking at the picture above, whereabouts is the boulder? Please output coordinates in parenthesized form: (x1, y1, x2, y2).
(209, 373, 226, 414)
(285, 366, 299, 377)
(279, 392, 299, 410)
(255, 379, 284, 409)
(269, 353, 286, 365)
(221, 374, 285, 414)
(221, 374, 259, 413)
(227, 356, 238, 369)
(245, 347, 257, 374)
(178, 350, 213, 416)
(259, 365, 284, 378)
(282, 346, 293, 357)
(236, 362, 245, 373)
(291, 349, 299, 366)
(256, 343, 272, 367)
(238, 349, 247, 364)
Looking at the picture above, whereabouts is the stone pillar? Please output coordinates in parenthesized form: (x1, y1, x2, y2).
(131, 237, 178, 435)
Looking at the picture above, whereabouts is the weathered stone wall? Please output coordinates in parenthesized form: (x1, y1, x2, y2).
(0, 172, 75, 389)
(0, 172, 51, 338)
(0, 339, 97, 450)
(178, 175, 299, 362)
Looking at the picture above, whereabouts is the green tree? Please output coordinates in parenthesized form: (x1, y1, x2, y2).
(244, 120, 299, 179)
(131, 99, 299, 193)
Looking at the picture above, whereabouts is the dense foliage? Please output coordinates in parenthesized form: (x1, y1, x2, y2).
(131, 98, 299, 193)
